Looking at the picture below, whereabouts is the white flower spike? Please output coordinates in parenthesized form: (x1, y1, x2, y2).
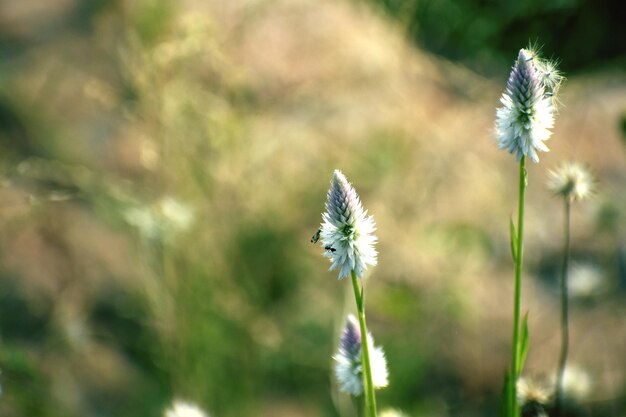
(320, 170, 377, 280)
(334, 315, 388, 396)
(496, 48, 560, 163)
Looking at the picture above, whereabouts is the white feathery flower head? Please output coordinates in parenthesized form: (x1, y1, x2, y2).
(164, 400, 209, 417)
(548, 162, 594, 202)
(535, 59, 565, 109)
(496, 48, 559, 163)
(379, 409, 410, 417)
(334, 315, 388, 396)
(526, 47, 565, 109)
(320, 170, 377, 280)
(517, 376, 553, 406)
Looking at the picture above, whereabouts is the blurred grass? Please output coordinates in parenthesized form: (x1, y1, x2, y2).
(0, 0, 625, 416)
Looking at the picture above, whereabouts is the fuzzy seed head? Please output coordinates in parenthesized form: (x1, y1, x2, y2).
(517, 376, 553, 406)
(548, 162, 594, 201)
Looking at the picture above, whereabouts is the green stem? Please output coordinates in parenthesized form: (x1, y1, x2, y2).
(555, 199, 571, 414)
(351, 270, 377, 417)
(510, 156, 527, 417)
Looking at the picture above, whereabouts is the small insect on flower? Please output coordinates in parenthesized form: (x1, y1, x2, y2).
(311, 228, 321, 244)
(319, 170, 377, 279)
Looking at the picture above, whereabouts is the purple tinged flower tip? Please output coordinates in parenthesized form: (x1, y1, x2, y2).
(320, 170, 377, 279)
(495, 48, 561, 163)
(333, 314, 388, 396)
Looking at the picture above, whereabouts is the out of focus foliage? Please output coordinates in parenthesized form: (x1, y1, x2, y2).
(367, 0, 626, 73)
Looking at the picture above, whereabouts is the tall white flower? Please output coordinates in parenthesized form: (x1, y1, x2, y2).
(334, 315, 388, 396)
(496, 48, 558, 163)
(548, 162, 594, 202)
(164, 400, 209, 417)
(320, 170, 377, 280)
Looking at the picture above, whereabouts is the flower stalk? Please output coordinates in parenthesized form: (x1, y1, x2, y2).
(510, 156, 527, 417)
(351, 270, 378, 417)
(555, 198, 571, 414)
(320, 170, 385, 416)
(496, 47, 563, 417)
(547, 162, 593, 414)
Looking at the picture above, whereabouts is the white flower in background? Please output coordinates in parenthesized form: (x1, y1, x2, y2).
(551, 365, 592, 400)
(124, 196, 194, 240)
(380, 409, 410, 417)
(164, 399, 209, 417)
(124, 205, 160, 239)
(517, 376, 553, 406)
(548, 162, 594, 202)
(495, 48, 559, 163)
(159, 197, 194, 231)
(334, 315, 388, 395)
(568, 262, 603, 298)
(320, 170, 377, 279)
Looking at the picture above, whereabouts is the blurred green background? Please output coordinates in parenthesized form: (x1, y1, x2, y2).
(0, 0, 625, 416)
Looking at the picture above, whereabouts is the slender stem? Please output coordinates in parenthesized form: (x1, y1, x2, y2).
(351, 270, 377, 417)
(556, 199, 571, 414)
(510, 156, 527, 417)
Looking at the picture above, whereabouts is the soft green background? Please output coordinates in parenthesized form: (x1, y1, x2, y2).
(0, 0, 625, 416)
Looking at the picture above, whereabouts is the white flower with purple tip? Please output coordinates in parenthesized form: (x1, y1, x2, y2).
(320, 170, 377, 280)
(495, 49, 559, 163)
(334, 315, 388, 395)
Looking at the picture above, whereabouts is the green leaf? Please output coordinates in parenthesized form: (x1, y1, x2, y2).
(509, 218, 518, 262)
(518, 312, 530, 375)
